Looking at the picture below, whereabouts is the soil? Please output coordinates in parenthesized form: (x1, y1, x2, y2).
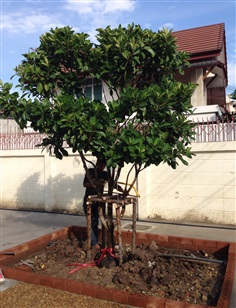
(13, 235, 227, 307)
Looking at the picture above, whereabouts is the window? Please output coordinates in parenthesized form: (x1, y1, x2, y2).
(81, 78, 102, 101)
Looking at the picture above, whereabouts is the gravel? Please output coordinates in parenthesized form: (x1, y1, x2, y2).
(0, 282, 130, 308)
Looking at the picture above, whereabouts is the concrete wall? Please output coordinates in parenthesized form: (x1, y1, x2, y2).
(0, 149, 85, 213)
(176, 68, 207, 107)
(0, 119, 21, 134)
(191, 68, 207, 106)
(138, 142, 236, 226)
(0, 142, 235, 226)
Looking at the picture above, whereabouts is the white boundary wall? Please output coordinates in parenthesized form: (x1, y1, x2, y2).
(138, 142, 236, 226)
(0, 142, 235, 226)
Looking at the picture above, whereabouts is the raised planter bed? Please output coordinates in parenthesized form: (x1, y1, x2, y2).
(0, 226, 235, 308)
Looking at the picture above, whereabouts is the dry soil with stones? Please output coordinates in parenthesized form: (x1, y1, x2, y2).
(12, 235, 227, 306)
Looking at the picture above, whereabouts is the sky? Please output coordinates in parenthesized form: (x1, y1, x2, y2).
(0, 0, 235, 95)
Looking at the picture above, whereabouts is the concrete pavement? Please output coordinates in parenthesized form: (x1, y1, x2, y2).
(0, 209, 235, 306)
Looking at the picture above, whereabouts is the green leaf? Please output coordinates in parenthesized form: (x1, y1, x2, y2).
(55, 49, 64, 55)
(44, 84, 49, 91)
(60, 148, 69, 156)
(144, 46, 155, 57)
(37, 83, 43, 93)
(122, 51, 129, 59)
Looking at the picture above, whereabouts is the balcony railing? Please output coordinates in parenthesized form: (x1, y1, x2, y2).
(0, 121, 235, 150)
(192, 120, 236, 143)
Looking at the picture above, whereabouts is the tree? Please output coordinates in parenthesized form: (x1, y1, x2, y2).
(0, 24, 196, 256)
(230, 89, 236, 100)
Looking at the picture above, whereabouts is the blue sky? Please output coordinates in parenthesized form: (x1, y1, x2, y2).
(1, 0, 235, 94)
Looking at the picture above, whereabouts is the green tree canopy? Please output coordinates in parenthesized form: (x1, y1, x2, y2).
(0, 24, 196, 196)
(230, 89, 236, 100)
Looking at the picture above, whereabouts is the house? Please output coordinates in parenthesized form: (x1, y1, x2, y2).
(72, 23, 228, 110)
(173, 23, 227, 108)
(61, 23, 229, 122)
(226, 94, 236, 112)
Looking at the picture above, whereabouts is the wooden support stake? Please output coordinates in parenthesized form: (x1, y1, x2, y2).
(115, 205, 123, 265)
(87, 201, 92, 260)
(102, 202, 106, 248)
(132, 200, 137, 255)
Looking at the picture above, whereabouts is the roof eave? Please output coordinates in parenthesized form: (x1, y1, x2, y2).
(188, 51, 221, 62)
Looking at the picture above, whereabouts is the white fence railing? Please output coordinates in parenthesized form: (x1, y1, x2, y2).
(0, 121, 235, 150)
(0, 132, 47, 150)
(192, 121, 236, 143)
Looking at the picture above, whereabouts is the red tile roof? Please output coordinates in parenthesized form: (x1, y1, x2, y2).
(173, 23, 225, 61)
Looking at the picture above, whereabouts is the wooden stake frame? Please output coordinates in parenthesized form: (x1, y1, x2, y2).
(86, 194, 138, 264)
